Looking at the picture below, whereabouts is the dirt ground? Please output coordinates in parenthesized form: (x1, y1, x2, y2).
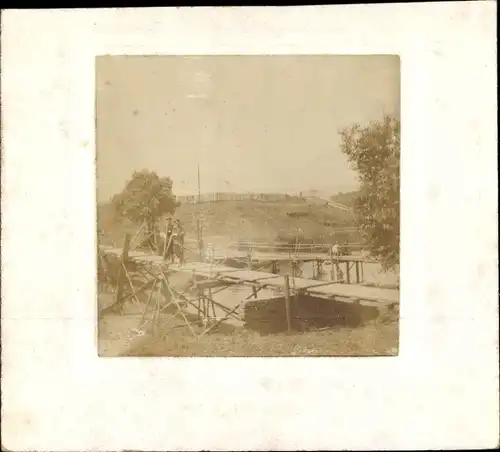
(122, 320, 399, 357)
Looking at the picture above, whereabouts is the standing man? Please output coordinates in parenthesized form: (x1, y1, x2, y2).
(331, 241, 344, 280)
(331, 241, 340, 257)
(205, 242, 214, 263)
(172, 219, 186, 265)
(163, 217, 174, 261)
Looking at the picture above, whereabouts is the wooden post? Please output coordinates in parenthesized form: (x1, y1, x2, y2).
(209, 288, 216, 318)
(361, 262, 364, 283)
(197, 293, 201, 321)
(284, 275, 292, 333)
(113, 233, 131, 309)
(153, 284, 162, 335)
(139, 278, 157, 327)
(346, 261, 351, 284)
(329, 246, 334, 281)
(196, 216, 205, 262)
(355, 261, 360, 284)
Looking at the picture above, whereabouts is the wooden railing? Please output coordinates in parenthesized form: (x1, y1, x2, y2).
(231, 242, 364, 253)
(184, 238, 364, 253)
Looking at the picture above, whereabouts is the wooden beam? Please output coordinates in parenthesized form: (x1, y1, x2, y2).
(195, 279, 230, 290)
(113, 233, 131, 310)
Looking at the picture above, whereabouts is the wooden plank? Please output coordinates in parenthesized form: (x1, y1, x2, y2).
(308, 283, 399, 304)
(283, 277, 340, 291)
(251, 274, 282, 282)
(245, 295, 285, 304)
(174, 264, 398, 305)
(295, 280, 339, 291)
(195, 279, 231, 290)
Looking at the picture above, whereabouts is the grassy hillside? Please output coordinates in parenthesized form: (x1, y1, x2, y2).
(330, 190, 360, 207)
(98, 198, 359, 247)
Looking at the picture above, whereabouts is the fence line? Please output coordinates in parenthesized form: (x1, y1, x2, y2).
(176, 192, 301, 204)
(175, 192, 353, 209)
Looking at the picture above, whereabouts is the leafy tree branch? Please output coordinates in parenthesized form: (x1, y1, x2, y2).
(340, 115, 400, 270)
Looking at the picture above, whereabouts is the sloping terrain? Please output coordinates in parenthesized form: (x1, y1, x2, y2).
(97, 198, 359, 247)
(330, 190, 360, 207)
(177, 199, 356, 242)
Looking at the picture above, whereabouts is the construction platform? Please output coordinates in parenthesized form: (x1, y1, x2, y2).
(99, 245, 399, 309)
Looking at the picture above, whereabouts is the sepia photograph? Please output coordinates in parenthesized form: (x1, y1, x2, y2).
(3, 4, 497, 450)
(96, 55, 401, 357)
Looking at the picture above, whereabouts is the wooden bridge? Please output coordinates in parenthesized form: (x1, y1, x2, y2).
(99, 245, 398, 309)
(98, 232, 399, 338)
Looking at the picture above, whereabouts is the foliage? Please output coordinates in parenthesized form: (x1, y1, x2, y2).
(330, 190, 360, 207)
(339, 115, 400, 270)
(111, 169, 177, 229)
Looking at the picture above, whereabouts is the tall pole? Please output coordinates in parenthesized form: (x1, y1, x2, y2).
(186, 60, 211, 263)
(197, 163, 203, 261)
(197, 163, 201, 203)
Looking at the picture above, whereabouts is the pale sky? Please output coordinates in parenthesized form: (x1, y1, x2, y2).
(96, 55, 400, 202)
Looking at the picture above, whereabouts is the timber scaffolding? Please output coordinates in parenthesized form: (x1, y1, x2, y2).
(193, 239, 376, 285)
(98, 231, 399, 338)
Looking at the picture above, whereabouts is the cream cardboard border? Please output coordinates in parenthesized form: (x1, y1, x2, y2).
(1, 4, 498, 450)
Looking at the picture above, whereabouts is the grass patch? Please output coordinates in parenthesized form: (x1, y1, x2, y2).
(120, 315, 399, 357)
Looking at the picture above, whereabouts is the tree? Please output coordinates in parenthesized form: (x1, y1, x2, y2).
(111, 169, 178, 248)
(339, 115, 400, 270)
